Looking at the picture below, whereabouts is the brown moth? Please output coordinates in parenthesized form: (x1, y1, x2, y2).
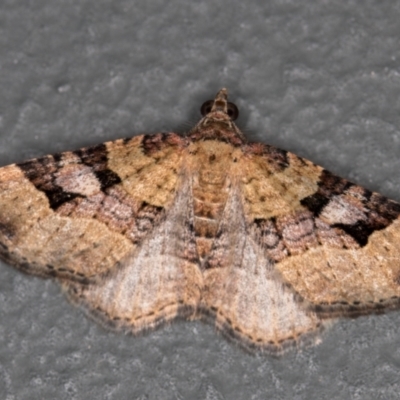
(1, 88, 400, 354)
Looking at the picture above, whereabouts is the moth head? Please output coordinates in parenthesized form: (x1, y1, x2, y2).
(188, 88, 245, 144)
(200, 88, 239, 121)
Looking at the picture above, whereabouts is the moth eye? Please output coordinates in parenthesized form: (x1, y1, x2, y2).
(200, 100, 214, 116)
(227, 102, 239, 120)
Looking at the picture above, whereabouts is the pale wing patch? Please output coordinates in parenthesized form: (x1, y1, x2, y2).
(201, 187, 324, 353)
(55, 163, 101, 196)
(202, 255, 325, 354)
(65, 177, 203, 332)
(320, 195, 367, 225)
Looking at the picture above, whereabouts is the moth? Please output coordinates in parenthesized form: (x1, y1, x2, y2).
(1, 88, 400, 354)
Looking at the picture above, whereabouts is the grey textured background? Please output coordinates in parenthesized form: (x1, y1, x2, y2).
(1, 1, 400, 399)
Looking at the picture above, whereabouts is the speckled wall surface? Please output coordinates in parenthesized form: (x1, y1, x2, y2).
(1, 1, 400, 399)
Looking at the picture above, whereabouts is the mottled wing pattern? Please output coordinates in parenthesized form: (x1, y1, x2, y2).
(242, 143, 400, 319)
(2, 87, 400, 355)
(0, 133, 185, 283)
